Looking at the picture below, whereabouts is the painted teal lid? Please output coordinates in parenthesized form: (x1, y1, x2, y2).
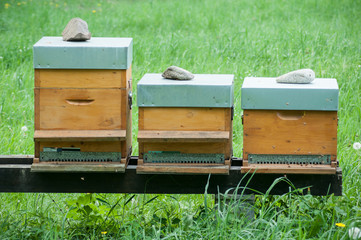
(33, 37, 132, 69)
(137, 74, 234, 108)
(241, 77, 339, 111)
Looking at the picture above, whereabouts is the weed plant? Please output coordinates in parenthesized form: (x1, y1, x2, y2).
(0, 0, 361, 238)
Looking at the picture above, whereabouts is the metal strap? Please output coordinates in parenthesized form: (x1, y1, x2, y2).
(40, 148, 121, 162)
(248, 154, 331, 165)
(144, 151, 225, 164)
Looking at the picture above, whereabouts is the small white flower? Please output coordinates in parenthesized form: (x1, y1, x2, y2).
(353, 142, 361, 150)
(349, 227, 361, 239)
(21, 126, 28, 132)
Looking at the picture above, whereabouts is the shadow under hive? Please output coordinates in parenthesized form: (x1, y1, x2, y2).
(32, 37, 133, 172)
(241, 77, 339, 174)
(136, 73, 234, 175)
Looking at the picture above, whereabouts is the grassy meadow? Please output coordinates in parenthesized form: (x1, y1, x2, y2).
(1, 0, 361, 238)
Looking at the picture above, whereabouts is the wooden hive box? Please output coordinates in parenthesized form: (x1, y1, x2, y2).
(241, 77, 339, 174)
(32, 37, 133, 172)
(137, 73, 234, 175)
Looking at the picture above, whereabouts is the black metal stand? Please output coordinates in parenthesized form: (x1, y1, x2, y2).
(0, 155, 342, 195)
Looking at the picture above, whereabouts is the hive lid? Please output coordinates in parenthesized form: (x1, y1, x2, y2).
(33, 37, 132, 69)
(241, 77, 339, 111)
(137, 74, 234, 108)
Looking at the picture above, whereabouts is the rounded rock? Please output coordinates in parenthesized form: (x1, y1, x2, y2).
(276, 69, 315, 84)
(62, 18, 91, 41)
(162, 66, 194, 80)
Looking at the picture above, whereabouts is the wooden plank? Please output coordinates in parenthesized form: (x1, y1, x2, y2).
(34, 70, 40, 89)
(225, 108, 231, 131)
(331, 160, 337, 168)
(142, 142, 230, 159)
(31, 163, 125, 173)
(35, 69, 129, 89)
(122, 65, 132, 90)
(137, 163, 230, 175)
(120, 158, 127, 165)
(34, 130, 126, 141)
(120, 87, 129, 129)
(0, 155, 343, 196)
(138, 130, 230, 142)
(126, 66, 132, 90)
(243, 160, 249, 167)
(138, 108, 144, 130)
(243, 110, 337, 159)
(241, 164, 337, 174)
(139, 107, 230, 131)
(34, 88, 40, 130)
(38, 88, 123, 130)
(0, 155, 34, 164)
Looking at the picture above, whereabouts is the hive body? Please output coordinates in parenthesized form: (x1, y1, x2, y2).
(33, 37, 133, 171)
(241, 77, 339, 174)
(137, 74, 234, 174)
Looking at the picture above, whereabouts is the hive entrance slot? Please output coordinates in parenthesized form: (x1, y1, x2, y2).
(248, 154, 331, 165)
(40, 149, 121, 163)
(144, 152, 225, 164)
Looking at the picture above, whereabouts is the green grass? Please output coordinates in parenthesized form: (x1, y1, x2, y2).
(1, 0, 361, 238)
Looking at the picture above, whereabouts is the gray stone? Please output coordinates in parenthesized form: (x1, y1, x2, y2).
(162, 66, 194, 80)
(62, 18, 91, 41)
(276, 69, 315, 84)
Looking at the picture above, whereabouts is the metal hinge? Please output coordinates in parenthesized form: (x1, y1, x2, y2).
(128, 91, 132, 109)
(231, 106, 234, 121)
(144, 152, 225, 164)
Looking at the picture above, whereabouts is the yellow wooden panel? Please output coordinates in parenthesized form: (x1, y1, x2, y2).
(243, 110, 337, 159)
(34, 130, 126, 141)
(139, 107, 230, 131)
(241, 164, 336, 174)
(34, 88, 40, 130)
(138, 130, 229, 142)
(136, 163, 230, 175)
(36, 141, 125, 158)
(142, 142, 230, 159)
(35, 69, 130, 88)
(38, 88, 123, 130)
(31, 163, 126, 173)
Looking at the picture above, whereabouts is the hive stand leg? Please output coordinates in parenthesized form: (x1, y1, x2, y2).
(215, 194, 255, 221)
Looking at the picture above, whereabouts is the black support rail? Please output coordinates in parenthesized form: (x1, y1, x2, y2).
(0, 155, 342, 196)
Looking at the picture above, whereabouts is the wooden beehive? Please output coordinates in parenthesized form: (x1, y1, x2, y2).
(32, 37, 133, 172)
(241, 77, 339, 174)
(137, 74, 234, 175)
